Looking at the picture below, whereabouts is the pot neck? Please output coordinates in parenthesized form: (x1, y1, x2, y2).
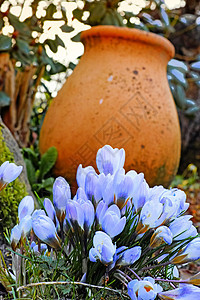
(81, 26, 175, 60)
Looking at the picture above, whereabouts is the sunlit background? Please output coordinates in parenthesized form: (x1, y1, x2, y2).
(0, 0, 186, 98)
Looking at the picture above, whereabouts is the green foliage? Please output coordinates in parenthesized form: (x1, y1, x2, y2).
(23, 146, 57, 198)
(170, 164, 199, 189)
(0, 127, 27, 233)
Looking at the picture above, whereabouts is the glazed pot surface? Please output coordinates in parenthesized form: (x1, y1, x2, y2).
(39, 26, 181, 188)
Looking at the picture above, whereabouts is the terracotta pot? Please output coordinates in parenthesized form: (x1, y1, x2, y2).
(39, 26, 181, 187)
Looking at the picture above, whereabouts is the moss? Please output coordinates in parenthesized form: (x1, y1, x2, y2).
(0, 126, 27, 233)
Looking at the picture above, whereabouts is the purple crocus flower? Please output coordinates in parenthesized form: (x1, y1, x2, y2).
(53, 176, 71, 223)
(66, 199, 84, 230)
(158, 284, 200, 300)
(32, 215, 61, 249)
(116, 246, 141, 266)
(85, 172, 102, 205)
(89, 231, 116, 265)
(18, 196, 34, 221)
(19, 215, 32, 238)
(10, 224, 21, 250)
(0, 161, 23, 190)
(150, 226, 173, 248)
(127, 277, 162, 300)
(169, 215, 197, 241)
(43, 198, 60, 230)
(172, 237, 200, 264)
(76, 164, 96, 188)
(96, 145, 125, 175)
(101, 204, 126, 238)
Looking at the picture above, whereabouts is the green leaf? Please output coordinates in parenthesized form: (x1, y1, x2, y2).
(16, 38, 30, 55)
(45, 39, 58, 53)
(25, 158, 36, 185)
(49, 62, 67, 75)
(0, 91, 10, 107)
(46, 3, 57, 20)
(68, 62, 76, 70)
(72, 8, 84, 22)
(38, 147, 58, 180)
(0, 35, 12, 51)
(175, 85, 186, 109)
(8, 13, 30, 35)
(184, 106, 200, 117)
(71, 32, 81, 42)
(88, 1, 107, 25)
(60, 24, 73, 33)
(55, 35, 65, 48)
(0, 18, 4, 30)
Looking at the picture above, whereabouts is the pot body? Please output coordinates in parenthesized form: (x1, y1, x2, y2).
(39, 26, 181, 187)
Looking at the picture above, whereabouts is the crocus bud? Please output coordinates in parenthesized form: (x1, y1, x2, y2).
(19, 215, 32, 238)
(0, 161, 22, 191)
(10, 224, 21, 250)
(18, 196, 34, 221)
(150, 226, 173, 248)
(172, 237, 200, 264)
(89, 231, 116, 265)
(32, 215, 61, 249)
(53, 177, 71, 223)
(66, 200, 84, 230)
(116, 246, 141, 266)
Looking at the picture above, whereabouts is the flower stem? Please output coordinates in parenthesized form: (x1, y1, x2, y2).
(154, 278, 188, 284)
(127, 267, 142, 281)
(140, 261, 171, 271)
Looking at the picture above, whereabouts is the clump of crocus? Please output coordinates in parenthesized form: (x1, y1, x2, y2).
(9, 145, 200, 299)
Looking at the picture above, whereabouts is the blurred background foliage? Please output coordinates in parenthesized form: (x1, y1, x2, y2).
(0, 0, 199, 170)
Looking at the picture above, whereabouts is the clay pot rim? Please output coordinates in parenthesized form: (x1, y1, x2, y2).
(81, 25, 175, 58)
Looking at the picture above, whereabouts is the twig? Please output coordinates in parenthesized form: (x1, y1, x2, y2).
(17, 280, 124, 295)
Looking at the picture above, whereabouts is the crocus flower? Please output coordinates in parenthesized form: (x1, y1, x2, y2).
(169, 215, 197, 240)
(32, 215, 61, 249)
(0, 161, 23, 191)
(66, 200, 84, 230)
(96, 145, 125, 175)
(53, 176, 71, 223)
(116, 246, 141, 266)
(84, 172, 102, 205)
(96, 200, 108, 224)
(136, 200, 163, 234)
(127, 277, 162, 300)
(101, 204, 126, 238)
(89, 231, 116, 265)
(19, 215, 32, 238)
(74, 187, 88, 202)
(18, 196, 34, 221)
(43, 198, 59, 229)
(172, 237, 200, 264)
(76, 164, 96, 188)
(158, 284, 200, 300)
(30, 241, 47, 253)
(32, 209, 46, 219)
(150, 226, 173, 248)
(10, 224, 21, 250)
(102, 168, 144, 209)
(79, 199, 95, 230)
